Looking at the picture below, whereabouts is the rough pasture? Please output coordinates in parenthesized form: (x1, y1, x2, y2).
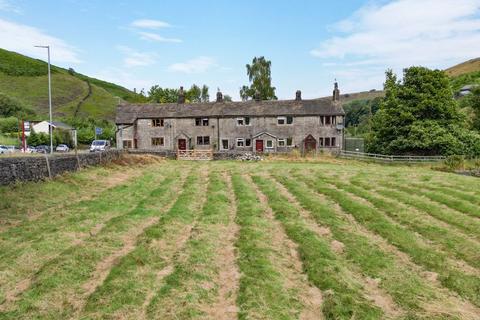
(0, 158, 479, 319)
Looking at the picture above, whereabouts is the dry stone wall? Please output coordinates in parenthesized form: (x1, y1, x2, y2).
(0, 150, 123, 186)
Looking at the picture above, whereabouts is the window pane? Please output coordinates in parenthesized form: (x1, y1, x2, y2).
(266, 140, 273, 148)
(237, 118, 244, 125)
(278, 139, 285, 147)
(320, 116, 324, 125)
(325, 117, 331, 125)
(325, 137, 331, 147)
(245, 138, 251, 147)
(277, 117, 286, 125)
(286, 116, 293, 124)
(319, 137, 324, 147)
(204, 136, 210, 145)
(287, 137, 293, 146)
(197, 136, 202, 144)
(245, 117, 250, 125)
(331, 137, 336, 147)
(195, 118, 201, 126)
(237, 139, 244, 147)
(202, 118, 209, 126)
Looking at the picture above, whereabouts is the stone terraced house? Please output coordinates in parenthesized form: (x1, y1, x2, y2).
(115, 83, 345, 154)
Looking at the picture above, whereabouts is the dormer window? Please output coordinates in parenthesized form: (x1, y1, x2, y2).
(152, 118, 164, 127)
(195, 118, 209, 126)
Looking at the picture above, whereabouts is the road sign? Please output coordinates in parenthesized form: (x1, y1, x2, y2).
(95, 127, 103, 135)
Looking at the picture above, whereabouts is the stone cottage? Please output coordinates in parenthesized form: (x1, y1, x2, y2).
(115, 83, 345, 154)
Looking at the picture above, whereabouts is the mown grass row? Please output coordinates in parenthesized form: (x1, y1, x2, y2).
(317, 173, 480, 270)
(252, 175, 383, 320)
(231, 174, 302, 320)
(146, 171, 233, 318)
(294, 171, 480, 307)
(0, 168, 170, 308)
(378, 180, 480, 219)
(1, 169, 183, 319)
(81, 170, 203, 318)
(350, 176, 480, 241)
(272, 173, 447, 316)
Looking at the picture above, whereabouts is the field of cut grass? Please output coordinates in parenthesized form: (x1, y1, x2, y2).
(0, 157, 480, 319)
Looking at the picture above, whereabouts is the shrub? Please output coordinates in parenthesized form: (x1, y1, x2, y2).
(444, 155, 465, 171)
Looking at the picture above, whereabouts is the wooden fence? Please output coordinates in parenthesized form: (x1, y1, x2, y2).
(338, 150, 445, 163)
(177, 150, 213, 161)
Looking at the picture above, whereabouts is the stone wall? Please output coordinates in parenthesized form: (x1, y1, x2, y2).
(0, 150, 123, 186)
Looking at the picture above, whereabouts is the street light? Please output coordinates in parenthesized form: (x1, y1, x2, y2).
(34, 45, 53, 154)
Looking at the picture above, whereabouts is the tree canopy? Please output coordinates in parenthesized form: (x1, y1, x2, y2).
(147, 84, 210, 103)
(240, 56, 277, 101)
(366, 67, 480, 156)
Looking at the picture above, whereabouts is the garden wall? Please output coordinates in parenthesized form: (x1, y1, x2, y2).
(0, 150, 123, 185)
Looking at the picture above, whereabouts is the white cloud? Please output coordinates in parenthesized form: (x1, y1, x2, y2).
(138, 31, 182, 43)
(168, 56, 216, 74)
(117, 45, 157, 68)
(0, 18, 81, 63)
(0, 0, 21, 13)
(130, 19, 171, 29)
(311, 0, 480, 88)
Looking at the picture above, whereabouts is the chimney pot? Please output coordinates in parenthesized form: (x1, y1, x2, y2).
(295, 90, 302, 101)
(216, 89, 223, 102)
(178, 86, 185, 104)
(333, 81, 340, 101)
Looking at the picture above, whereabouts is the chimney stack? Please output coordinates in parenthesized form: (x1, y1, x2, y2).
(332, 81, 340, 101)
(254, 89, 261, 101)
(216, 89, 223, 102)
(295, 90, 302, 101)
(178, 86, 185, 104)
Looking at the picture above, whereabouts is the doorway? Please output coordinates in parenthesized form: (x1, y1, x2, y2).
(178, 139, 187, 151)
(255, 140, 264, 152)
(304, 135, 316, 152)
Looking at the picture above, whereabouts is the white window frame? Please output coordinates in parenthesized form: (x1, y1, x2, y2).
(277, 116, 287, 125)
(221, 139, 229, 150)
(278, 139, 286, 147)
(236, 138, 245, 147)
(236, 118, 245, 126)
(245, 117, 251, 126)
(266, 140, 274, 149)
(245, 138, 252, 147)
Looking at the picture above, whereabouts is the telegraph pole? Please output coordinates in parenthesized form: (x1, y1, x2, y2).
(34, 45, 53, 154)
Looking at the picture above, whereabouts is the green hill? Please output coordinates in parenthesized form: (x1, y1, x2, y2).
(0, 48, 141, 120)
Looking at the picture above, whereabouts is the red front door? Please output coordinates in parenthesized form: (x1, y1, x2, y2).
(255, 140, 264, 152)
(178, 139, 187, 150)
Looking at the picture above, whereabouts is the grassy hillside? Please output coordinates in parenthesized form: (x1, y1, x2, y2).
(0, 48, 138, 120)
(445, 58, 480, 77)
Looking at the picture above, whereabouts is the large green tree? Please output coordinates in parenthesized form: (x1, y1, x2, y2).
(366, 67, 480, 156)
(240, 56, 277, 101)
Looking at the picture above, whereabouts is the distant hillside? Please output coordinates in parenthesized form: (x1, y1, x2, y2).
(0, 48, 141, 120)
(340, 90, 385, 103)
(445, 58, 480, 77)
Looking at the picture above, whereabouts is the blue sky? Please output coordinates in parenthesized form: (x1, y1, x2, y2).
(1, 0, 480, 100)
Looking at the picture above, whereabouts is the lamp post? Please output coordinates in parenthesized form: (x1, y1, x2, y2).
(34, 45, 53, 154)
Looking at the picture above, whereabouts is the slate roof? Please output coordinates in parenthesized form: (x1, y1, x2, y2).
(116, 97, 344, 124)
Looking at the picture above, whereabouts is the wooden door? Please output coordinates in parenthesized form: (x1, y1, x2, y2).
(304, 135, 316, 152)
(255, 140, 264, 152)
(178, 139, 187, 151)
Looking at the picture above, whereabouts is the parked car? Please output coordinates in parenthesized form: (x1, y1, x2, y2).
(36, 145, 51, 154)
(90, 140, 110, 152)
(56, 144, 70, 152)
(0, 145, 8, 154)
(6, 146, 20, 153)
